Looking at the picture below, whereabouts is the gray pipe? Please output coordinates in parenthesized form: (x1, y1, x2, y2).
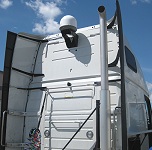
(98, 6, 111, 150)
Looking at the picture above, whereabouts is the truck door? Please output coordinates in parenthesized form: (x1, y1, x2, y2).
(144, 95, 152, 148)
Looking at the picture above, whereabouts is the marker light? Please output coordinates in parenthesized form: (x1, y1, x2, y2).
(44, 130, 50, 138)
(86, 131, 94, 139)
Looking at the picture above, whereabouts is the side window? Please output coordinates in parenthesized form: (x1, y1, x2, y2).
(125, 46, 137, 73)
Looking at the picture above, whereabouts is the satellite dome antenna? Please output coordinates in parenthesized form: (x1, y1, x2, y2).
(60, 15, 78, 48)
(60, 15, 77, 32)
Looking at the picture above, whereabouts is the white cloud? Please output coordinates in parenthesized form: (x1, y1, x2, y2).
(0, 0, 13, 9)
(146, 81, 152, 101)
(131, 0, 151, 4)
(131, 0, 137, 4)
(25, 0, 65, 34)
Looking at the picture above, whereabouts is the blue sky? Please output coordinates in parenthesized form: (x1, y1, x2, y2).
(0, 0, 152, 99)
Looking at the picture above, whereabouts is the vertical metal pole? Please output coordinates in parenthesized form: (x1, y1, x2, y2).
(96, 100, 100, 149)
(98, 6, 111, 150)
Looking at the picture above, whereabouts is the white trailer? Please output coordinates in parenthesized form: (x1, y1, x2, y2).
(0, 1, 152, 150)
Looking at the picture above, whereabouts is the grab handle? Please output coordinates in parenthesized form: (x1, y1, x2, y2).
(1, 110, 8, 147)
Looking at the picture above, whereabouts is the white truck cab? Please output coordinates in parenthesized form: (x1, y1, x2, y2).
(0, 1, 151, 150)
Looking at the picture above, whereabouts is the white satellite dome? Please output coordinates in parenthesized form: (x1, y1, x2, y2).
(60, 15, 77, 32)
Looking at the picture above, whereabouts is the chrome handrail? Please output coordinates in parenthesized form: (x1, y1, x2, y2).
(1, 110, 8, 147)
